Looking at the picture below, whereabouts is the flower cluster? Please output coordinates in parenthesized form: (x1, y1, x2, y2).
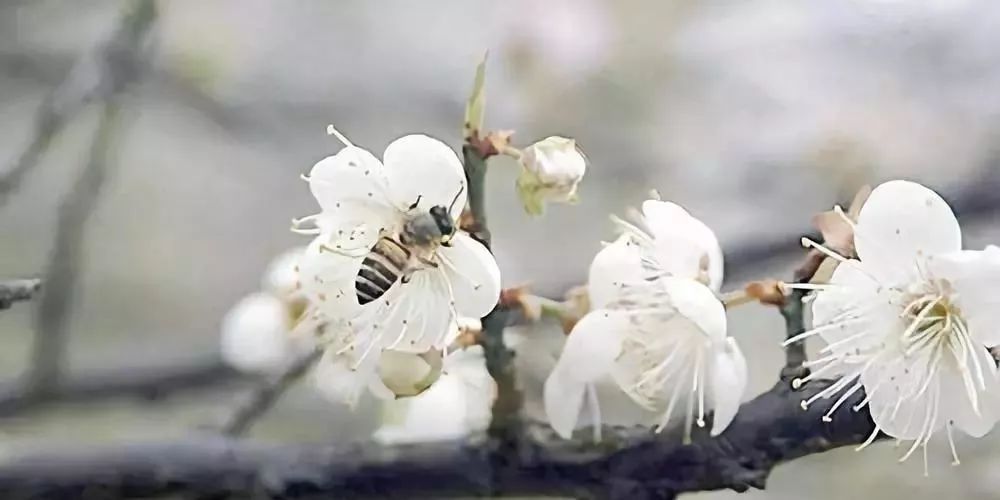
(544, 198, 747, 440)
(786, 180, 1000, 469)
(291, 128, 501, 406)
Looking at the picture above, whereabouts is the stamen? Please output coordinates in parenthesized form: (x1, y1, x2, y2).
(946, 421, 960, 466)
(654, 383, 684, 434)
(801, 237, 849, 263)
(822, 381, 863, 422)
(326, 124, 355, 147)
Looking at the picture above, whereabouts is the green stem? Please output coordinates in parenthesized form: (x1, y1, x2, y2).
(779, 289, 808, 382)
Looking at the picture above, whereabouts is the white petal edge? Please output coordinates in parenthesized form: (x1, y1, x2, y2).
(708, 337, 748, 436)
(307, 146, 391, 219)
(438, 232, 501, 318)
(587, 234, 643, 310)
(854, 180, 961, 285)
(544, 367, 587, 439)
(658, 277, 727, 343)
(382, 135, 467, 219)
(642, 200, 725, 291)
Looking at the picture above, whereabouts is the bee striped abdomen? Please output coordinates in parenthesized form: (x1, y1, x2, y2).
(356, 237, 409, 305)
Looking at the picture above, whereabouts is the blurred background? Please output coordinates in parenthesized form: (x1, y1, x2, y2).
(2, 0, 1000, 498)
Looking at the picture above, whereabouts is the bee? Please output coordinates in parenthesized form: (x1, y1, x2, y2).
(354, 188, 463, 305)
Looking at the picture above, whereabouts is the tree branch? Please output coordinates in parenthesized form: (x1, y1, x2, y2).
(0, 279, 41, 310)
(216, 349, 322, 437)
(0, 1, 157, 209)
(27, 0, 157, 397)
(0, 375, 876, 499)
(0, 357, 242, 417)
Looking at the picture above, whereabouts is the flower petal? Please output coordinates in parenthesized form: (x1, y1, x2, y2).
(811, 260, 900, 356)
(307, 146, 396, 234)
(356, 268, 457, 353)
(926, 246, 1000, 345)
(587, 234, 643, 310)
(557, 311, 628, 384)
(861, 348, 943, 440)
(220, 292, 294, 374)
(382, 135, 467, 218)
(642, 201, 725, 291)
(658, 277, 727, 343)
(708, 337, 748, 436)
(544, 368, 587, 439)
(438, 232, 501, 318)
(854, 180, 961, 285)
(311, 347, 380, 408)
(297, 237, 365, 318)
(938, 349, 1000, 438)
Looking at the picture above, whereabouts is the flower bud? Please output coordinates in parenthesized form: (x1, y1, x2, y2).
(377, 349, 444, 398)
(516, 136, 586, 215)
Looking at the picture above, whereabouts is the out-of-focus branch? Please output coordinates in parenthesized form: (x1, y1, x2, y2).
(27, 0, 157, 397)
(0, 1, 156, 209)
(0, 279, 41, 310)
(0, 377, 877, 499)
(0, 356, 242, 417)
(29, 98, 122, 396)
(216, 349, 322, 437)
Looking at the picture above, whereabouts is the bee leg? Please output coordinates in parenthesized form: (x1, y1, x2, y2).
(408, 195, 423, 211)
(417, 256, 438, 268)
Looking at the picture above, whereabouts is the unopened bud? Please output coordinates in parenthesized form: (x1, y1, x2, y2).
(516, 136, 586, 216)
(377, 349, 444, 399)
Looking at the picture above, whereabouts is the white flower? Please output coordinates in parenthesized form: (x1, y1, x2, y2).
(262, 246, 306, 299)
(544, 202, 746, 440)
(516, 136, 587, 215)
(588, 200, 724, 309)
(220, 292, 307, 374)
(786, 180, 1000, 467)
(374, 346, 496, 444)
(293, 129, 501, 404)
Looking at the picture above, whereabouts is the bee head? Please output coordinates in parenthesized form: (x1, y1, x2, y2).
(429, 205, 455, 242)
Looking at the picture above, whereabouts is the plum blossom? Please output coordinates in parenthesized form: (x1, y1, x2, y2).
(293, 128, 501, 405)
(544, 199, 746, 440)
(785, 180, 1000, 469)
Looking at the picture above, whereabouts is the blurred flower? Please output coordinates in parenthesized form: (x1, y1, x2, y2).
(293, 128, 500, 404)
(262, 246, 306, 298)
(516, 136, 587, 215)
(220, 248, 314, 374)
(374, 346, 495, 444)
(786, 180, 1000, 468)
(588, 199, 724, 310)
(545, 203, 745, 440)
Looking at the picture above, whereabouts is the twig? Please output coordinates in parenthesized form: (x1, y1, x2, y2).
(28, 0, 157, 397)
(0, 377, 876, 499)
(217, 349, 323, 437)
(0, 357, 242, 417)
(0, 1, 156, 209)
(29, 99, 123, 395)
(779, 289, 808, 381)
(0, 279, 41, 310)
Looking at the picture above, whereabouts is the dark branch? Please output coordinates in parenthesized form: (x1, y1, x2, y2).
(0, 357, 242, 418)
(216, 349, 322, 436)
(0, 279, 41, 310)
(0, 377, 876, 499)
